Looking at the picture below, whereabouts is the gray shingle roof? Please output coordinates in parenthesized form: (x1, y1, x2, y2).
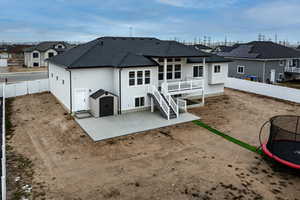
(218, 41, 300, 59)
(49, 37, 211, 69)
(23, 41, 72, 53)
(90, 89, 117, 99)
(187, 55, 232, 63)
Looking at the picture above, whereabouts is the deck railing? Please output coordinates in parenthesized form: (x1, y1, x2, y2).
(161, 79, 204, 94)
(148, 85, 170, 120)
(285, 67, 300, 73)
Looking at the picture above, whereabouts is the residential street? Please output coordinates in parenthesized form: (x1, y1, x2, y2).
(0, 71, 48, 82)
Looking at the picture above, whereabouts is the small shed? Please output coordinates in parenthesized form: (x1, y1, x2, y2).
(89, 89, 118, 118)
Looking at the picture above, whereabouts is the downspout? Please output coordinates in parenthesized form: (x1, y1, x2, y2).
(69, 70, 73, 113)
(119, 68, 122, 114)
(263, 61, 266, 83)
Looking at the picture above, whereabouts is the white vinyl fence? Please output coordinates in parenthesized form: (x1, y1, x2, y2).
(0, 79, 49, 98)
(225, 77, 300, 104)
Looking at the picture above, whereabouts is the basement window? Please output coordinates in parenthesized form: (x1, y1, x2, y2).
(135, 97, 145, 107)
(33, 62, 39, 67)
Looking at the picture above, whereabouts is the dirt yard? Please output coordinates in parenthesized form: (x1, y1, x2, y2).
(8, 66, 47, 72)
(7, 89, 300, 200)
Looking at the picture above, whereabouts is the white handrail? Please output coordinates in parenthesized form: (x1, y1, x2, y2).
(148, 85, 170, 120)
(285, 66, 300, 73)
(165, 93, 179, 118)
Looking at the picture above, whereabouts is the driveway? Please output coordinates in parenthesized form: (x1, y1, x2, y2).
(0, 71, 48, 82)
(76, 111, 200, 141)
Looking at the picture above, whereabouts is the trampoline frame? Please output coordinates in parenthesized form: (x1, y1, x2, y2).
(259, 115, 300, 169)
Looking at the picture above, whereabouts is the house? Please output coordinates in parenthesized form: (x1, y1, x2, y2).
(23, 41, 73, 67)
(48, 37, 230, 120)
(7, 44, 33, 59)
(189, 44, 213, 53)
(218, 41, 300, 83)
(0, 48, 8, 67)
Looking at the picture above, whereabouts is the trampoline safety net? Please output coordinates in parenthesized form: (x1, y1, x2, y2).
(266, 115, 300, 165)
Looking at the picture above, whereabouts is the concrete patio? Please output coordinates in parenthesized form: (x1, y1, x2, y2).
(75, 111, 200, 141)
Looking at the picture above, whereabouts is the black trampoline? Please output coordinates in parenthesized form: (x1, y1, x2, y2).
(259, 115, 300, 169)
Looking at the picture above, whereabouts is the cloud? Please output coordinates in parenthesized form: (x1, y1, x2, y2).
(156, 0, 238, 9)
(245, 0, 300, 26)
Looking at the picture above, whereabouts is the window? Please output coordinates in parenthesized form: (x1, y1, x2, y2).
(135, 97, 145, 107)
(62, 80, 64, 85)
(158, 58, 164, 62)
(33, 62, 39, 67)
(174, 64, 181, 79)
(159, 65, 164, 80)
(193, 66, 203, 77)
(33, 52, 39, 58)
(167, 58, 173, 62)
(137, 71, 143, 85)
(237, 66, 245, 74)
(214, 65, 221, 73)
(56, 76, 58, 80)
(167, 65, 173, 79)
(175, 58, 181, 62)
(279, 60, 285, 67)
(129, 71, 135, 86)
(51, 73, 53, 78)
(48, 52, 54, 58)
(145, 70, 151, 84)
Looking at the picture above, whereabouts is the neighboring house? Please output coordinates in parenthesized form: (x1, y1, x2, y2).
(218, 41, 300, 83)
(0, 49, 8, 67)
(7, 44, 33, 59)
(48, 37, 230, 120)
(189, 44, 213, 53)
(24, 41, 73, 67)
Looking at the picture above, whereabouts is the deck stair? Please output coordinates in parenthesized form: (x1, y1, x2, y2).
(148, 85, 179, 120)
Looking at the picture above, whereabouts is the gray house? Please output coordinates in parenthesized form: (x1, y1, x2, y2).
(23, 41, 73, 67)
(218, 41, 300, 83)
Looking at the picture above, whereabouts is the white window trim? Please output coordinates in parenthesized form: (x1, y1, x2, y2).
(159, 64, 182, 81)
(128, 69, 152, 87)
(237, 65, 245, 74)
(134, 96, 146, 108)
(214, 65, 221, 73)
(193, 66, 204, 78)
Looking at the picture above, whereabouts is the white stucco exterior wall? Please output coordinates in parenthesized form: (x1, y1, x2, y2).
(48, 62, 71, 110)
(120, 66, 158, 112)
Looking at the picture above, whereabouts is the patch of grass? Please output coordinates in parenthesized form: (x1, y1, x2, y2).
(193, 120, 263, 155)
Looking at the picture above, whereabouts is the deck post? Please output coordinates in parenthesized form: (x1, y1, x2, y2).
(150, 97, 154, 112)
(164, 58, 167, 84)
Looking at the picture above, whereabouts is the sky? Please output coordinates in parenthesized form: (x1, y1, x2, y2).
(1, 0, 300, 43)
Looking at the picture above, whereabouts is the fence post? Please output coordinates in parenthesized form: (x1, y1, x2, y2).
(2, 82, 6, 200)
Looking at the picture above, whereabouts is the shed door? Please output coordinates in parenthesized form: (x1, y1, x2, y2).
(270, 69, 276, 83)
(100, 96, 114, 117)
